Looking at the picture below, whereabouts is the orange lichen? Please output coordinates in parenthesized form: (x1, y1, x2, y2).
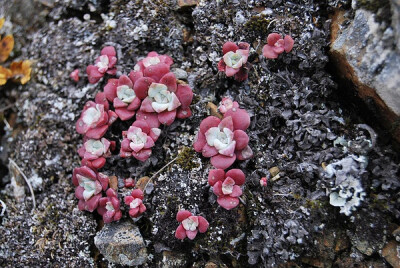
(0, 65, 11, 85)
(10, 60, 31, 84)
(0, 18, 5, 30)
(0, 35, 14, 63)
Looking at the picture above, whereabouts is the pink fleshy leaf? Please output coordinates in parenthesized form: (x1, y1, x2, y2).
(218, 59, 226, 72)
(113, 97, 128, 108)
(70, 69, 79, 82)
(91, 157, 106, 169)
(106, 67, 117, 75)
(212, 181, 224, 196)
(193, 131, 206, 152)
(218, 141, 236, 157)
(143, 63, 170, 83)
(118, 74, 133, 88)
(159, 72, 177, 93)
(127, 97, 141, 111)
(186, 230, 198, 240)
(267, 33, 282, 46)
(238, 42, 250, 51)
(176, 85, 193, 108)
(197, 216, 209, 233)
(85, 125, 108, 139)
(140, 97, 155, 113)
(103, 210, 116, 223)
(222, 41, 239, 55)
(124, 195, 134, 205)
(230, 185, 243, 198)
(234, 67, 248, 82)
(262, 45, 279, 59)
(134, 77, 155, 100)
(131, 189, 144, 199)
(136, 111, 160, 128)
(202, 144, 219, 157)
(132, 149, 152, 161)
(219, 116, 234, 131)
(175, 224, 187, 239)
(224, 108, 250, 131)
(85, 194, 101, 212)
(101, 46, 116, 57)
(225, 66, 239, 77)
(95, 92, 109, 110)
(149, 128, 161, 142)
(210, 154, 236, 170)
(97, 173, 109, 191)
(107, 110, 118, 125)
(208, 169, 225, 186)
(129, 207, 140, 218)
(115, 108, 135, 121)
(176, 107, 192, 119)
(114, 211, 122, 221)
(144, 136, 155, 149)
(132, 120, 150, 134)
(284, 35, 294, 53)
(236, 145, 253, 160)
(128, 70, 143, 84)
(158, 54, 174, 66)
(226, 169, 245, 186)
(200, 116, 221, 134)
(104, 78, 118, 102)
(176, 210, 192, 222)
(75, 186, 84, 200)
(158, 110, 176, 125)
(86, 65, 103, 84)
(233, 130, 249, 150)
(73, 166, 97, 186)
(217, 196, 240, 210)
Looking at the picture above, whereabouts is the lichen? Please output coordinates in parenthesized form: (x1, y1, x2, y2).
(176, 146, 200, 170)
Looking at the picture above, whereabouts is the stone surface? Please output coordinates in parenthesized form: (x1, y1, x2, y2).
(94, 220, 148, 266)
(330, 7, 400, 143)
(382, 240, 400, 268)
(159, 251, 188, 268)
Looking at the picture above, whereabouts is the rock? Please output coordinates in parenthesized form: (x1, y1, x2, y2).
(172, 68, 188, 80)
(159, 251, 188, 268)
(330, 7, 400, 144)
(269, 166, 280, 177)
(382, 240, 400, 268)
(178, 0, 198, 8)
(94, 220, 148, 266)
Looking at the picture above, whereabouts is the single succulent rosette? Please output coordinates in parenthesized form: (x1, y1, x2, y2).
(218, 41, 250, 81)
(208, 169, 245, 210)
(72, 166, 109, 212)
(97, 188, 122, 223)
(175, 210, 209, 240)
(120, 120, 161, 161)
(124, 189, 146, 218)
(129, 51, 174, 82)
(135, 72, 193, 127)
(86, 46, 117, 84)
(262, 33, 294, 59)
(193, 100, 253, 169)
(78, 137, 116, 169)
(103, 75, 142, 120)
(124, 177, 135, 188)
(75, 92, 118, 139)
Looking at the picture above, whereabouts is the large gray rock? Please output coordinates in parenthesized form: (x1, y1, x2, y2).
(94, 220, 148, 266)
(330, 6, 400, 143)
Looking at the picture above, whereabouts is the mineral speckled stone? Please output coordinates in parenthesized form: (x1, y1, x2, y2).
(94, 220, 148, 266)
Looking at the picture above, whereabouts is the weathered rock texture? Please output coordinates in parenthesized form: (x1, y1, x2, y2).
(0, 0, 399, 267)
(330, 0, 400, 143)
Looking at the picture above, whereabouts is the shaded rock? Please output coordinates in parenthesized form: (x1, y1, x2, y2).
(382, 240, 400, 268)
(94, 220, 148, 266)
(159, 251, 188, 268)
(330, 7, 400, 143)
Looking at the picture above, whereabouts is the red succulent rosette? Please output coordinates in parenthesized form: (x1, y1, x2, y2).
(175, 210, 209, 240)
(218, 41, 250, 81)
(262, 33, 294, 59)
(72, 166, 109, 212)
(129, 51, 174, 83)
(208, 169, 245, 210)
(120, 120, 161, 161)
(124, 189, 146, 218)
(103, 75, 142, 120)
(86, 46, 118, 84)
(97, 188, 122, 223)
(134, 72, 193, 127)
(193, 112, 252, 169)
(78, 137, 115, 169)
(75, 93, 118, 139)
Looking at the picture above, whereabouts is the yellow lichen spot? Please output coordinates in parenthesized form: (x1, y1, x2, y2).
(10, 60, 31, 84)
(0, 65, 11, 85)
(0, 34, 14, 62)
(0, 18, 4, 30)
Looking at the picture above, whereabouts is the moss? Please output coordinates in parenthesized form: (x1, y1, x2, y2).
(244, 15, 272, 37)
(176, 146, 200, 170)
(305, 199, 325, 210)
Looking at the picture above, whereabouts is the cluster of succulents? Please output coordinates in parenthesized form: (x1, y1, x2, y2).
(72, 35, 294, 240)
(73, 46, 194, 224)
(218, 33, 294, 81)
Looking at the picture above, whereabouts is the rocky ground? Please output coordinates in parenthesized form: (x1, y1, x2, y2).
(0, 0, 399, 267)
